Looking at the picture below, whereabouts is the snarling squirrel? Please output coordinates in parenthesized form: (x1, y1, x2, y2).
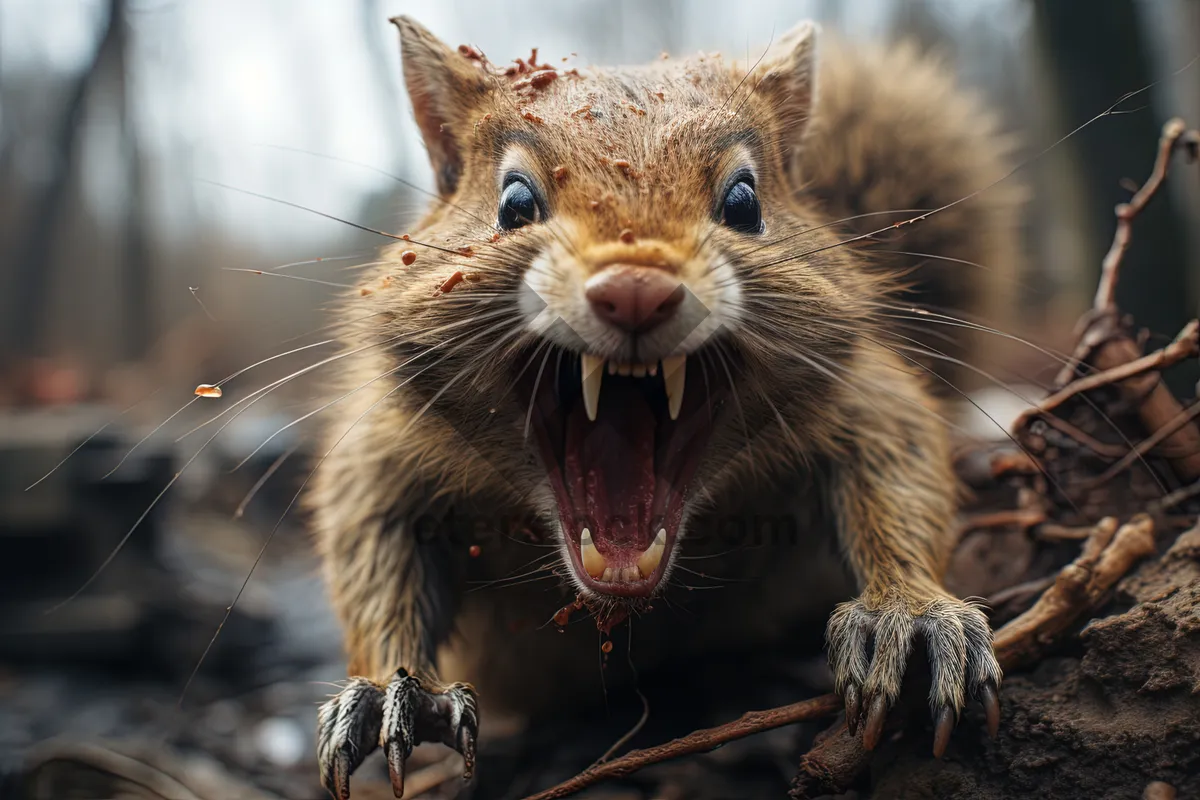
(311, 16, 1022, 798)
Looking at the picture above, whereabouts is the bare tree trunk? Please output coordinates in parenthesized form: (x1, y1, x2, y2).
(6, 0, 125, 358)
(1032, 0, 1195, 391)
(114, 1, 152, 362)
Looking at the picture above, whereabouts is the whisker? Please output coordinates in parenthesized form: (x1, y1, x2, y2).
(199, 180, 468, 255)
(172, 337, 405, 444)
(671, 564, 747, 583)
(524, 344, 555, 442)
(230, 314, 521, 471)
(222, 268, 355, 290)
(48, 372, 311, 616)
(178, 311, 511, 445)
(25, 388, 162, 490)
(188, 286, 219, 321)
(858, 334, 1084, 513)
(265, 254, 368, 273)
(710, 341, 754, 465)
(730, 208, 932, 267)
(738, 80, 1172, 277)
(103, 339, 337, 478)
(233, 443, 298, 519)
(878, 306, 1090, 373)
(717, 29, 774, 115)
(732, 313, 977, 440)
(882, 330, 1165, 491)
(255, 142, 499, 231)
(274, 309, 391, 346)
(180, 318, 527, 705)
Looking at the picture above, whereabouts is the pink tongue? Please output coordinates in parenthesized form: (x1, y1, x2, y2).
(564, 384, 657, 554)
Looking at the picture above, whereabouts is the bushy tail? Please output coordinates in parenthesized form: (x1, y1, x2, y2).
(799, 37, 1027, 371)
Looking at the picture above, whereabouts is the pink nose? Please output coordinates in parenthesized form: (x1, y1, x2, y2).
(585, 265, 684, 333)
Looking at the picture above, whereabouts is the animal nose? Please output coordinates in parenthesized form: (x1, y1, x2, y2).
(585, 265, 684, 333)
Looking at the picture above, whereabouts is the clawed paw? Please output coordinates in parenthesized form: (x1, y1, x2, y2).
(826, 593, 1001, 756)
(316, 670, 478, 799)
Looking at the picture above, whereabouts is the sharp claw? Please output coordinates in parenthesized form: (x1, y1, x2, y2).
(980, 682, 1000, 739)
(386, 740, 407, 798)
(862, 694, 888, 751)
(845, 685, 861, 735)
(932, 705, 955, 758)
(459, 727, 477, 780)
(334, 753, 351, 800)
(320, 754, 334, 799)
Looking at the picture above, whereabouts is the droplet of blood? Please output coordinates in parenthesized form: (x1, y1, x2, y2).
(401, 250, 417, 266)
(194, 384, 222, 398)
(438, 271, 465, 295)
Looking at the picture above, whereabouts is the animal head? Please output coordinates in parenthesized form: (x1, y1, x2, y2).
(348, 17, 885, 606)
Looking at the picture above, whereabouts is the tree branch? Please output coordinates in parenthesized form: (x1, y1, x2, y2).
(520, 695, 842, 800)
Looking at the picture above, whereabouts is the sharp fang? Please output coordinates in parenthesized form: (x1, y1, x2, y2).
(637, 528, 667, 578)
(662, 355, 686, 420)
(632, 363, 647, 378)
(607, 361, 617, 375)
(581, 354, 604, 421)
(649, 363, 658, 376)
(580, 528, 606, 578)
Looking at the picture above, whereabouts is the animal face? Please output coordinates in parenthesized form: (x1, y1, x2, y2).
(354, 18, 883, 606)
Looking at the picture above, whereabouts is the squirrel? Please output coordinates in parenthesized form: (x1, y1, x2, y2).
(310, 16, 1021, 799)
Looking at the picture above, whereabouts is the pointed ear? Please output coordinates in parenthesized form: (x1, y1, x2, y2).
(391, 16, 490, 197)
(752, 21, 819, 138)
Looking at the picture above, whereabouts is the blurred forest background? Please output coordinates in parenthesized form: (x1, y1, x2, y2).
(0, 1, 1198, 798)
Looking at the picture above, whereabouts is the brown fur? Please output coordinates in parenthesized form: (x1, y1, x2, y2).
(309, 16, 1015, 784)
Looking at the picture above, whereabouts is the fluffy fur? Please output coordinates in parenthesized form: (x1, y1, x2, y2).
(309, 17, 1019, 797)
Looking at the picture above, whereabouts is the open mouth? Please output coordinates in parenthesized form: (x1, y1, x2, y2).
(522, 350, 724, 598)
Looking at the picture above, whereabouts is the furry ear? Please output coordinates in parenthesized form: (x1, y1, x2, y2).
(752, 21, 819, 142)
(391, 16, 490, 197)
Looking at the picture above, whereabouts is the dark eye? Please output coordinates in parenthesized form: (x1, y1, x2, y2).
(498, 177, 541, 230)
(722, 180, 762, 234)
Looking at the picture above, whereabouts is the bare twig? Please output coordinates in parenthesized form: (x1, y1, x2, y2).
(1037, 415, 1134, 458)
(788, 121, 1198, 799)
(789, 723, 867, 799)
(993, 515, 1156, 668)
(953, 446, 1041, 488)
(1017, 320, 1199, 430)
(1088, 327, 1200, 483)
(525, 120, 1196, 800)
(1037, 523, 1100, 541)
(1094, 118, 1190, 311)
(1022, 319, 1200, 484)
(1039, 117, 1200, 483)
(987, 575, 1057, 607)
(520, 694, 842, 800)
(1085, 399, 1200, 487)
(957, 508, 1047, 536)
(1149, 478, 1200, 514)
(789, 515, 1158, 798)
(527, 517, 1159, 800)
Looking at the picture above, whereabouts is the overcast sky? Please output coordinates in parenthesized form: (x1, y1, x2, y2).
(1, 0, 1025, 252)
